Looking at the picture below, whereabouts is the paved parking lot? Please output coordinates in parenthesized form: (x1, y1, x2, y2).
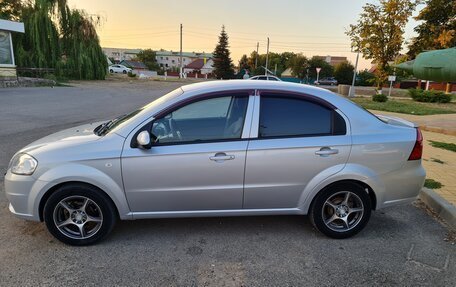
(0, 81, 455, 286)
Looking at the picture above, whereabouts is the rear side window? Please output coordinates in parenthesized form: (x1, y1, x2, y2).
(259, 96, 346, 138)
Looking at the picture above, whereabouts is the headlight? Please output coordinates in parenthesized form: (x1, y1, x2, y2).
(9, 153, 38, 175)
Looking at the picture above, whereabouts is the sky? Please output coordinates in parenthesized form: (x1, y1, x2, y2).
(68, 0, 424, 70)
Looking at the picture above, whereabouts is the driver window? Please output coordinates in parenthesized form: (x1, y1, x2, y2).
(151, 95, 248, 144)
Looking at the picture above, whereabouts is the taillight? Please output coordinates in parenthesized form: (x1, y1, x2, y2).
(408, 127, 423, 160)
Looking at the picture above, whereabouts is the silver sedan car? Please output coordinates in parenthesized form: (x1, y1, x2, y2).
(5, 80, 425, 245)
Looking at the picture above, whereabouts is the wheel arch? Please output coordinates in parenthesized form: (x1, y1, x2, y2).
(308, 179, 377, 213)
(299, 163, 385, 214)
(31, 162, 132, 221)
(38, 181, 121, 221)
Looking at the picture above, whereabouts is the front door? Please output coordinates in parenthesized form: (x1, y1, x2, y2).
(121, 93, 252, 212)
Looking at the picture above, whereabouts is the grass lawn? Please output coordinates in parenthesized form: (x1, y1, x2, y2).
(424, 179, 443, 189)
(429, 140, 456, 153)
(350, 97, 456, 115)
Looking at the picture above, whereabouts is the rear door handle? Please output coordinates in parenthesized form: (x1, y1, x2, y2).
(315, 148, 339, 157)
(210, 152, 235, 162)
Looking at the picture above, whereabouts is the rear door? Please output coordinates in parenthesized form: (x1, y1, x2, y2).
(243, 91, 351, 209)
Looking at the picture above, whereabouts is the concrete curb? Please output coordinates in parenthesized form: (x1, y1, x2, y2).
(420, 125, 456, 136)
(419, 188, 456, 229)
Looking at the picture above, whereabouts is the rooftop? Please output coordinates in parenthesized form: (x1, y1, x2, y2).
(156, 50, 212, 58)
(0, 19, 25, 33)
(184, 59, 206, 69)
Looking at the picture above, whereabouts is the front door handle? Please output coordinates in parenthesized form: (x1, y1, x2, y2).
(210, 152, 235, 162)
(315, 147, 339, 157)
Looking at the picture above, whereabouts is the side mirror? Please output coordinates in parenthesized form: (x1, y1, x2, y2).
(136, 130, 151, 149)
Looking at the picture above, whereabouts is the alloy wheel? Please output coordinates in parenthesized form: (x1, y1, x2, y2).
(53, 196, 103, 240)
(322, 191, 364, 232)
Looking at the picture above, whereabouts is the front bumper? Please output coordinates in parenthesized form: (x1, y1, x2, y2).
(4, 170, 45, 221)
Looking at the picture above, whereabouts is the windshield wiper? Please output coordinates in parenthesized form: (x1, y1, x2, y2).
(94, 114, 127, 136)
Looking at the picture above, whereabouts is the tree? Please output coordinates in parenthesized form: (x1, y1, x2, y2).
(5, 0, 107, 80)
(308, 56, 333, 79)
(239, 54, 250, 70)
(288, 53, 309, 80)
(356, 69, 376, 86)
(347, 0, 417, 92)
(134, 49, 159, 71)
(334, 61, 355, 85)
(408, 0, 456, 58)
(212, 26, 234, 79)
(0, 0, 22, 20)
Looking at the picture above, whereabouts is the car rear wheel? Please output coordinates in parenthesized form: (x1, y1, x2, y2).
(43, 184, 117, 246)
(310, 182, 371, 239)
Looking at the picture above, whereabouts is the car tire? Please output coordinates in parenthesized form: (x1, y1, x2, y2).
(109, 69, 113, 73)
(309, 182, 371, 239)
(43, 183, 117, 246)
(123, 70, 127, 74)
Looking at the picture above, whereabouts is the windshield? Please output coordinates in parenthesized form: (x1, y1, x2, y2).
(95, 87, 184, 136)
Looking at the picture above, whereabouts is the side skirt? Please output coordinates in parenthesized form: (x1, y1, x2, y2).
(128, 208, 304, 220)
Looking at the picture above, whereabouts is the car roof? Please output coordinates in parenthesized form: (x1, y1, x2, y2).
(181, 79, 319, 94)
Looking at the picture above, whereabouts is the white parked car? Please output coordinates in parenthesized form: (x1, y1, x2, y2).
(109, 64, 132, 74)
(248, 75, 281, 81)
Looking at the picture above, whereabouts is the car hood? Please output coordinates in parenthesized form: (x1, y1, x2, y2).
(19, 122, 104, 155)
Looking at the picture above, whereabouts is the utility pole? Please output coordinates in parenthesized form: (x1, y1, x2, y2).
(179, 23, 183, 78)
(265, 37, 269, 76)
(349, 42, 360, 97)
(255, 42, 259, 69)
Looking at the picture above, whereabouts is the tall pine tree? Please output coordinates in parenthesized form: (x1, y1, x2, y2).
(212, 26, 234, 79)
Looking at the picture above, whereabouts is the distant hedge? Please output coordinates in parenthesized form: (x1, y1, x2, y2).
(409, 88, 451, 103)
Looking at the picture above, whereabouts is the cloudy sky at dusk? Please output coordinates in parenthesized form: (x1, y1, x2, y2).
(68, 0, 424, 70)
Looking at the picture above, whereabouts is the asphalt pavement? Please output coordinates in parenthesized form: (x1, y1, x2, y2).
(0, 82, 454, 286)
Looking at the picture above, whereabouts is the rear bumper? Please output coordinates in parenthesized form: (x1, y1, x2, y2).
(376, 161, 426, 209)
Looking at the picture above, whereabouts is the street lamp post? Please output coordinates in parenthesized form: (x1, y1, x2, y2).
(265, 37, 270, 76)
(316, 67, 321, 85)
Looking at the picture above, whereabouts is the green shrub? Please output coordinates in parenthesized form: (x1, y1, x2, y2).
(372, 94, 388, 102)
(424, 179, 442, 189)
(408, 88, 451, 103)
(127, 71, 136, 78)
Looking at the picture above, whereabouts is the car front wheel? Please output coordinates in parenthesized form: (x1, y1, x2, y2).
(310, 182, 371, 239)
(109, 69, 114, 73)
(123, 70, 127, 74)
(43, 184, 117, 246)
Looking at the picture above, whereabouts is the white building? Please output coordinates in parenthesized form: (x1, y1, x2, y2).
(102, 47, 141, 62)
(0, 19, 25, 80)
(156, 50, 212, 70)
(315, 55, 348, 67)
